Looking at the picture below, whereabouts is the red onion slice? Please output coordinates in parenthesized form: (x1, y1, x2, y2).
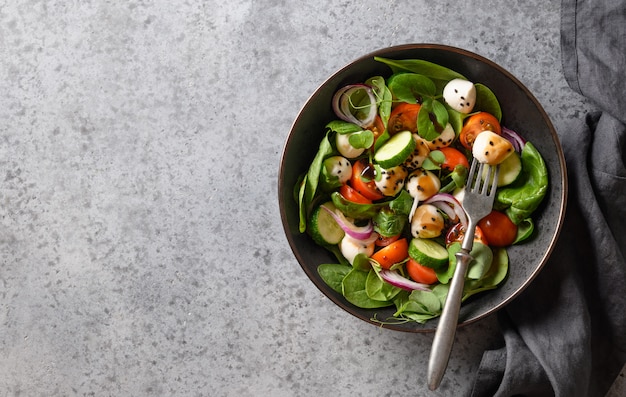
(424, 193, 468, 228)
(321, 205, 373, 240)
(331, 84, 377, 128)
(379, 269, 432, 291)
(501, 126, 526, 152)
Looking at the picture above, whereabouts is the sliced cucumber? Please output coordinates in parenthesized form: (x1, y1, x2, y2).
(482, 151, 522, 187)
(408, 237, 449, 270)
(373, 130, 415, 168)
(309, 202, 345, 246)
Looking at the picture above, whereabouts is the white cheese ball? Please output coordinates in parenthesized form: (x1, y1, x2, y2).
(426, 123, 456, 150)
(443, 78, 476, 114)
(324, 156, 352, 184)
(405, 169, 441, 201)
(339, 234, 376, 265)
(472, 130, 514, 165)
(374, 165, 408, 197)
(411, 204, 445, 238)
(336, 132, 365, 159)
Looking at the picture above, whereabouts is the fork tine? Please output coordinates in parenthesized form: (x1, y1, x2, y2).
(479, 163, 490, 194)
(466, 158, 479, 191)
(489, 166, 500, 198)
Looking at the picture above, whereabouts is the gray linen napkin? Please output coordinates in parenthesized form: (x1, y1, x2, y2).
(472, 0, 626, 396)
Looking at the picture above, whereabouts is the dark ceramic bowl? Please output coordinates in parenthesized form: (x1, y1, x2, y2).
(278, 44, 567, 332)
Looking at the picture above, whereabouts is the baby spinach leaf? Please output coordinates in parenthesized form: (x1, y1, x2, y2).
(474, 83, 502, 122)
(432, 99, 449, 129)
(495, 142, 548, 224)
(373, 207, 406, 237)
(318, 263, 352, 293)
(513, 218, 535, 244)
(298, 132, 334, 232)
(342, 269, 394, 309)
(352, 253, 373, 272)
(388, 73, 436, 103)
(326, 120, 362, 134)
(374, 57, 466, 82)
(366, 76, 393, 125)
(447, 106, 465, 135)
(366, 270, 402, 301)
(417, 99, 440, 141)
(439, 242, 494, 283)
(463, 247, 509, 300)
(348, 130, 374, 149)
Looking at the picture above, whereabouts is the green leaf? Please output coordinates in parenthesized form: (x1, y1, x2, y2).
(513, 218, 535, 244)
(325, 120, 362, 134)
(366, 270, 402, 301)
(342, 269, 394, 309)
(463, 247, 509, 300)
(495, 142, 548, 224)
(375, 57, 466, 82)
(447, 107, 465, 135)
(417, 99, 440, 141)
(318, 263, 352, 293)
(432, 99, 449, 128)
(474, 83, 502, 122)
(373, 207, 407, 237)
(438, 242, 493, 283)
(388, 73, 436, 103)
(366, 76, 393, 126)
(348, 130, 374, 149)
(352, 253, 373, 272)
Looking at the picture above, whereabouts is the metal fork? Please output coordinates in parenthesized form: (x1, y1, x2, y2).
(427, 159, 499, 390)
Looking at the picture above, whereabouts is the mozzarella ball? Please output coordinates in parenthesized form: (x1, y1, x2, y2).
(472, 130, 514, 165)
(411, 204, 445, 238)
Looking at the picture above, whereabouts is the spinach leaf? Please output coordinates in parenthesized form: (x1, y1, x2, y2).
(438, 242, 493, 283)
(495, 142, 548, 224)
(388, 73, 436, 103)
(513, 218, 534, 244)
(474, 83, 502, 122)
(342, 269, 394, 309)
(374, 57, 467, 82)
(331, 189, 412, 220)
(298, 132, 334, 232)
(326, 120, 362, 134)
(417, 98, 440, 141)
(366, 270, 402, 301)
(373, 207, 406, 237)
(318, 263, 352, 293)
(348, 130, 374, 149)
(366, 76, 393, 126)
(393, 289, 443, 323)
(463, 247, 509, 300)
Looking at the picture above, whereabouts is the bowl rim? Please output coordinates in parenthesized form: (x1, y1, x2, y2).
(278, 43, 568, 332)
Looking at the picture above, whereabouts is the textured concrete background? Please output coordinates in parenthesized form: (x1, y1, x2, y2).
(0, 0, 602, 396)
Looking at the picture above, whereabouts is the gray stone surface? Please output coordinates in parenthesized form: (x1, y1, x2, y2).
(0, 1, 594, 396)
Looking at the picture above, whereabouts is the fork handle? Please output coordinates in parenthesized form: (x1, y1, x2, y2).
(427, 248, 473, 390)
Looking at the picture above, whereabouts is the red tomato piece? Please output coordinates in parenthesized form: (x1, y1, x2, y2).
(438, 146, 470, 172)
(370, 238, 409, 270)
(406, 258, 439, 285)
(339, 184, 372, 204)
(350, 159, 384, 201)
(445, 222, 489, 246)
(459, 112, 501, 150)
(387, 103, 421, 135)
(477, 210, 518, 247)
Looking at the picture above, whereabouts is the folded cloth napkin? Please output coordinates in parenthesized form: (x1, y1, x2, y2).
(471, 0, 626, 396)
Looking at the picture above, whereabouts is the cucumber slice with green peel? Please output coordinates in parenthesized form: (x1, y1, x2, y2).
(309, 202, 345, 245)
(408, 237, 449, 269)
(374, 130, 415, 168)
(481, 151, 522, 187)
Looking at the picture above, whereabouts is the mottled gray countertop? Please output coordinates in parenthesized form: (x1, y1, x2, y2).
(0, 1, 596, 396)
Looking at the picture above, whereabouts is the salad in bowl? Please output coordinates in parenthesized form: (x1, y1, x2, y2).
(279, 44, 566, 332)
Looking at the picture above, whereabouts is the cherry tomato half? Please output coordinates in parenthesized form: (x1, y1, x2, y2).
(477, 210, 518, 247)
(370, 238, 409, 270)
(367, 115, 386, 143)
(339, 184, 372, 205)
(387, 103, 421, 135)
(445, 222, 489, 246)
(350, 159, 385, 201)
(406, 258, 439, 285)
(375, 233, 401, 247)
(459, 112, 501, 150)
(438, 146, 470, 172)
